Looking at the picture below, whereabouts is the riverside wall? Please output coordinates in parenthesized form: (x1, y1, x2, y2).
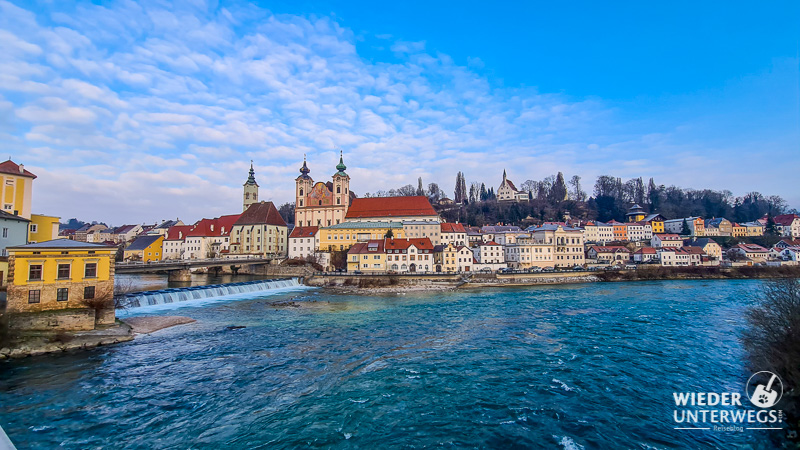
(304, 271, 599, 289)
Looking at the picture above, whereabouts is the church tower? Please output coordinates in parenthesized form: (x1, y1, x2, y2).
(243, 161, 259, 212)
(295, 156, 314, 227)
(332, 150, 350, 212)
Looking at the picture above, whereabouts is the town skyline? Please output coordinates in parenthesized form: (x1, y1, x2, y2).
(2, 0, 798, 223)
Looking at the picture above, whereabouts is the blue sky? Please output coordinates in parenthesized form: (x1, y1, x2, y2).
(1, 0, 798, 225)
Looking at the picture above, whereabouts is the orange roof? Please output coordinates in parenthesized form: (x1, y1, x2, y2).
(384, 237, 435, 251)
(0, 160, 36, 178)
(441, 222, 466, 233)
(289, 226, 319, 239)
(235, 202, 286, 227)
(345, 196, 437, 219)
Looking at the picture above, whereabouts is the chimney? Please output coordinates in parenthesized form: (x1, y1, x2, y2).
(19, 164, 24, 173)
(210, 224, 214, 231)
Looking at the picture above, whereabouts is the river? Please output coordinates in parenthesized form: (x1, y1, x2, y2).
(0, 279, 783, 448)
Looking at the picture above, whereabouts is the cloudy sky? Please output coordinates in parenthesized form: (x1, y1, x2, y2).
(2, 0, 798, 225)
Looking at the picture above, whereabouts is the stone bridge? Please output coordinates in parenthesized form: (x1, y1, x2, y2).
(115, 257, 278, 281)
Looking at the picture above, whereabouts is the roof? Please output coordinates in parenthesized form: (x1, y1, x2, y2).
(325, 221, 403, 230)
(165, 225, 193, 241)
(704, 218, 730, 228)
(481, 225, 522, 233)
(684, 238, 718, 248)
(235, 202, 286, 227)
(654, 233, 681, 240)
(589, 245, 631, 253)
(345, 196, 437, 219)
(156, 220, 180, 229)
(0, 210, 30, 222)
(384, 238, 435, 251)
(503, 178, 518, 191)
(113, 224, 139, 234)
(0, 160, 37, 178)
(527, 224, 582, 232)
(348, 240, 386, 254)
(125, 234, 163, 251)
(289, 226, 319, 239)
(634, 247, 658, 254)
(774, 214, 800, 226)
(8, 239, 116, 250)
(642, 213, 664, 222)
(735, 243, 769, 253)
(476, 240, 500, 246)
(186, 214, 241, 237)
(441, 223, 467, 233)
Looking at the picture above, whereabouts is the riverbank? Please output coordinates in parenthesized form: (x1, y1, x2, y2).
(0, 322, 134, 360)
(121, 316, 196, 334)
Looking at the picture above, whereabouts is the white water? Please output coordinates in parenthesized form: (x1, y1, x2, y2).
(118, 278, 309, 315)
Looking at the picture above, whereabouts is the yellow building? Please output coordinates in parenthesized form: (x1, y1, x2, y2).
(319, 221, 405, 252)
(123, 235, 164, 262)
(625, 204, 646, 223)
(6, 240, 117, 331)
(29, 213, 61, 243)
(347, 240, 387, 272)
(649, 219, 665, 234)
(0, 159, 36, 219)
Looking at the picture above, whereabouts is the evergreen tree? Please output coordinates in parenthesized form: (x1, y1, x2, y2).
(469, 184, 477, 203)
(459, 173, 467, 204)
(454, 172, 463, 204)
(385, 229, 394, 239)
(681, 218, 691, 236)
(549, 172, 568, 203)
(480, 183, 487, 201)
(766, 214, 778, 235)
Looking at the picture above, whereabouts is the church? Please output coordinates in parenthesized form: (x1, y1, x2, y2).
(497, 170, 529, 202)
(294, 152, 356, 228)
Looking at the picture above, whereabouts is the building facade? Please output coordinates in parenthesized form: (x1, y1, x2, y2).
(497, 170, 529, 202)
(294, 153, 352, 228)
(228, 202, 288, 258)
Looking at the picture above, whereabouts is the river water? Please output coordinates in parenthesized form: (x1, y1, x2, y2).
(0, 279, 783, 448)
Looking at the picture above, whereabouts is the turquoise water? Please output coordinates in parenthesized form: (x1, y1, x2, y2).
(0, 280, 780, 448)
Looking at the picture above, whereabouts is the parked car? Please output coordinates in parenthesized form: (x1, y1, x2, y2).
(542, 267, 555, 272)
(572, 265, 583, 271)
(624, 264, 637, 270)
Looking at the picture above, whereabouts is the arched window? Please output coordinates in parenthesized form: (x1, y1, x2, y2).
(318, 200, 322, 206)
(245, 193, 250, 199)
(299, 188, 304, 196)
(337, 198, 341, 205)
(337, 186, 341, 194)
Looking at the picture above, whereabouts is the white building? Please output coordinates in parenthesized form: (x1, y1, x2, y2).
(652, 233, 683, 248)
(497, 170, 529, 202)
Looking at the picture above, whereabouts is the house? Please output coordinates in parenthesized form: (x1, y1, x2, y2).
(86, 227, 112, 243)
(345, 196, 439, 223)
(123, 235, 164, 262)
(731, 223, 747, 238)
(6, 240, 117, 331)
(778, 247, 800, 262)
(228, 201, 288, 258)
(608, 220, 628, 242)
(0, 210, 30, 286)
(162, 225, 193, 260)
(582, 221, 614, 245)
(529, 224, 585, 268)
(465, 226, 485, 245)
(704, 218, 733, 237)
(440, 222, 468, 246)
(625, 222, 647, 242)
(150, 219, 184, 236)
(0, 159, 36, 218)
(497, 170, 529, 202)
(632, 247, 658, 263)
(383, 238, 435, 273)
(504, 236, 554, 269)
(182, 214, 240, 259)
(664, 217, 704, 236)
(658, 247, 701, 266)
(481, 225, 523, 243)
(773, 214, 800, 238)
(730, 243, 769, 263)
(437, 243, 475, 273)
(741, 222, 764, 237)
(75, 224, 107, 242)
(347, 240, 386, 273)
(289, 226, 320, 261)
(773, 239, 800, 250)
(28, 214, 60, 243)
(651, 233, 683, 248)
(111, 224, 144, 243)
(586, 246, 631, 264)
(471, 241, 506, 272)
(642, 213, 666, 234)
(683, 238, 722, 261)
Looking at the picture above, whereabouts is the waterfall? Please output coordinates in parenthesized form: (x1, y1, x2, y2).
(119, 278, 301, 309)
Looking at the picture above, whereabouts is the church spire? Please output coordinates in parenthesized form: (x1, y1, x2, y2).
(299, 154, 311, 178)
(335, 150, 347, 176)
(503, 169, 507, 181)
(244, 160, 258, 186)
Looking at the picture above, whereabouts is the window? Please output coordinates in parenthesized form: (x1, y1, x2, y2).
(84, 286, 96, 299)
(28, 290, 41, 303)
(57, 264, 71, 279)
(86, 262, 98, 278)
(57, 288, 69, 302)
(29, 264, 43, 280)
(30, 224, 38, 233)
(1, 228, 6, 237)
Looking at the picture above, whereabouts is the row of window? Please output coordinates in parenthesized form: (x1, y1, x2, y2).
(29, 286, 95, 303)
(29, 263, 97, 281)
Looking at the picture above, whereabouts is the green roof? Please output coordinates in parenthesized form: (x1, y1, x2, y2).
(323, 221, 403, 230)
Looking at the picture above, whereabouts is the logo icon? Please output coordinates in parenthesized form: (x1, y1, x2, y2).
(747, 371, 783, 408)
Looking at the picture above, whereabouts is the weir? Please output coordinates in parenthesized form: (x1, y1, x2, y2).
(119, 278, 300, 308)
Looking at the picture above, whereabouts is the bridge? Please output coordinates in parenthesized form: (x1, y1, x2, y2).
(115, 257, 278, 281)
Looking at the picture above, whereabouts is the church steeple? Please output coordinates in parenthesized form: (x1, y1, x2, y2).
(335, 150, 347, 177)
(299, 154, 311, 179)
(245, 161, 258, 186)
(503, 169, 507, 181)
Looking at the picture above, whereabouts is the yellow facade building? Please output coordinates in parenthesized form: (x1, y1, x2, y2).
(319, 221, 405, 252)
(6, 240, 117, 331)
(29, 214, 60, 243)
(0, 159, 36, 219)
(123, 235, 164, 262)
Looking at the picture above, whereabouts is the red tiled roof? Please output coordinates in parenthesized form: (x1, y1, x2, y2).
(504, 179, 518, 191)
(476, 240, 500, 246)
(348, 240, 385, 254)
(113, 224, 138, 234)
(441, 222, 466, 233)
(235, 202, 286, 227)
(384, 237, 435, 251)
(735, 243, 768, 253)
(345, 196, 437, 219)
(185, 214, 241, 237)
(774, 214, 800, 226)
(0, 160, 36, 178)
(655, 233, 681, 240)
(166, 225, 193, 241)
(589, 245, 630, 253)
(289, 226, 319, 239)
(634, 247, 657, 254)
